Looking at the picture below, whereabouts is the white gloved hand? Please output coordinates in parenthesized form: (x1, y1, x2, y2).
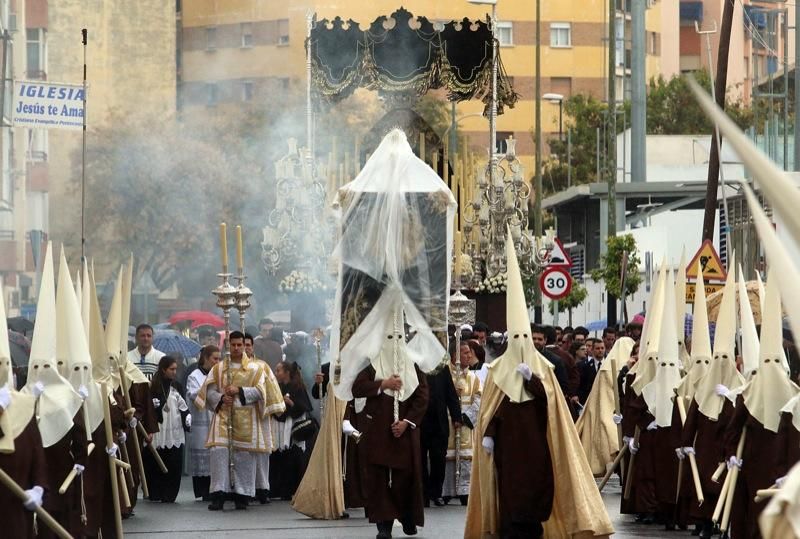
(78, 384, 89, 400)
(482, 436, 495, 454)
(32, 381, 45, 398)
(23, 486, 43, 511)
(683, 447, 695, 456)
(152, 398, 161, 408)
(727, 456, 743, 469)
(72, 463, 85, 476)
(646, 420, 658, 431)
(342, 419, 357, 436)
(117, 431, 127, 444)
(776, 475, 787, 488)
(516, 363, 532, 381)
(0, 386, 11, 410)
(106, 443, 119, 457)
(129, 417, 138, 429)
(675, 448, 686, 460)
(627, 436, 639, 455)
(612, 413, 623, 425)
(715, 384, 730, 397)
(184, 414, 192, 428)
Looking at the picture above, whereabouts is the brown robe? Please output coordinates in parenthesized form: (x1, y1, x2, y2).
(351, 365, 429, 527)
(120, 381, 158, 511)
(679, 398, 734, 520)
(776, 412, 800, 481)
(621, 377, 658, 515)
(39, 410, 88, 539)
(484, 375, 553, 535)
(0, 418, 48, 539)
(84, 398, 126, 538)
(724, 395, 784, 539)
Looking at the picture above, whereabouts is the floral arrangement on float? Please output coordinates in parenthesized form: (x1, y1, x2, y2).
(279, 270, 327, 294)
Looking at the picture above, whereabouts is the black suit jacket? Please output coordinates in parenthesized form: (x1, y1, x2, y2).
(577, 357, 601, 404)
(421, 367, 461, 447)
(540, 348, 569, 398)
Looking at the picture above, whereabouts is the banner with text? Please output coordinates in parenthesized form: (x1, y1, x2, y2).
(12, 81, 85, 131)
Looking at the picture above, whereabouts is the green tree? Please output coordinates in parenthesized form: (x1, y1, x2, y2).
(548, 281, 588, 327)
(590, 234, 642, 298)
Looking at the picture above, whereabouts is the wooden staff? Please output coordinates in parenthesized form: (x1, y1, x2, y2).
(623, 427, 641, 500)
(118, 466, 131, 509)
(711, 462, 726, 483)
(118, 437, 135, 484)
(117, 366, 149, 498)
(720, 428, 747, 530)
(675, 395, 704, 504)
(0, 467, 73, 539)
(712, 463, 733, 523)
(675, 457, 685, 505)
(755, 486, 779, 502)
(58, 443, 96, 494)
(138, 422, 167, 473)
(598, 443, 628, 491)
(102, 382, 124, 539)
(610, 361, 625, 479)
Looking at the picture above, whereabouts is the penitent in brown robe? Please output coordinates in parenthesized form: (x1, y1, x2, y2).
(485, 375, 553, 537)
(0, 419, 48, 539)
(776, 411, 800, 483)
(120, 381, 158, 512)
(679, 399, 734, 520)
(621, 382, 658, 516)
(351, 365, 429, 527)
(40, 410, 88, 539)
(724, 395, 785, 539)
(343, 400, 366, 510)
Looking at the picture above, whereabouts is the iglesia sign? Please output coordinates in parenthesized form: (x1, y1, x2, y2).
(12, 81, 85, 131)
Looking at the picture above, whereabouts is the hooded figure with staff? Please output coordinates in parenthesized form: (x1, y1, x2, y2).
(330, 129, 454, 538)
(465, 234, 614, 538)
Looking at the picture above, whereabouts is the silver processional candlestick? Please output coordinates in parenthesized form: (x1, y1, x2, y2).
(213, 223, 238, 489)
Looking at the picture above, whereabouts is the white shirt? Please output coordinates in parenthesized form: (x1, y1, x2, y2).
(128, 347, 166, 380)
(153, 385, 188, 449)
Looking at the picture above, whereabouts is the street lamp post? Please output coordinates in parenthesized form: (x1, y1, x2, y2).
(543, 93, 564, 142)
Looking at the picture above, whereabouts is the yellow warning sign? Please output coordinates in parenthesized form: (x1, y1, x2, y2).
(685, 282, 724, 303)
(685, 240, 727, 282)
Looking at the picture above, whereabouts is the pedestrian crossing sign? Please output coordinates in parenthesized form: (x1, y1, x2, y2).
(685, 240, 727, 282)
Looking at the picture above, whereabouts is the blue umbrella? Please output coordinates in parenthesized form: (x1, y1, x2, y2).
(153, 333, 201, 359)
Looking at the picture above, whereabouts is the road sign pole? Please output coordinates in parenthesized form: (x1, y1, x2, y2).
(553, 299, 559, 325)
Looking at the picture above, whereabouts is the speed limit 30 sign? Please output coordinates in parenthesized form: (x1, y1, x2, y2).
(540, 266, 572, 300)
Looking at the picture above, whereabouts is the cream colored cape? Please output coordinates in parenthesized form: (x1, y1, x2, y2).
(0, 390, 36, 454)
(465, 368, 614, 538)
(759, 460, 800, 538)
(291, 384, 347, 519)
(574, 337, 634, 477)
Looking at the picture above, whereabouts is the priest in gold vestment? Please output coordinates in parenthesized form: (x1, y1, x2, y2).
(195, 331, 285, 510)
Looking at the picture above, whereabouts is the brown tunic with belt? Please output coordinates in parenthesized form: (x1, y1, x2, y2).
(120, 381, 158, 511)
(352, 365, 429, 526)
(621, 385, 659, 515)
(342, 399, 365, 510)
(40, 410, 88, 539)
(0, 419, 48, 539)
(485, 375, 554, 530)
(724, 395, 784, 539)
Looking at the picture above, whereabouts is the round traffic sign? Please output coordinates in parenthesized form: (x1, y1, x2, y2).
(539, 266, 572, 300)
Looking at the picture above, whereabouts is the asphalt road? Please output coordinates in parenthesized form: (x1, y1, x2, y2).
(123, 479, 683, 538)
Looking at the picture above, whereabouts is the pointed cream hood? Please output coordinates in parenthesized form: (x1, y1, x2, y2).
(632, 260, 668, 395)
(488, 233, 553, 403)
(738, 264, 760, 378)
(677, 262, 712, 400)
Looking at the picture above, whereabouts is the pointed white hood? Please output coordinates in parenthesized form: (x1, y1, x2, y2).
(56, 249, 104, 434)
(22, 242, 82, 447)
(677, 262, 713, 400)
(488, 233, 553, 403)
(738, 264, 760, 378)
(643, 270, 683, 427)
(675, 249, 690, 370)
(695, 255, 744, 420)
(632, 260, 668, 395)
(742, 269, 799, 432)
(369, 306, 419, 402)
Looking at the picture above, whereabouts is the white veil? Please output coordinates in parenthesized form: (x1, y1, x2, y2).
(331, 129, 456, 400)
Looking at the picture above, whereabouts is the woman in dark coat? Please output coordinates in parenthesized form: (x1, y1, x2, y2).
(269, 361, 314, 499)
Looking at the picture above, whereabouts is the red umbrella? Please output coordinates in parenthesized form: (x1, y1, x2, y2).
(168, 310, 224, 328)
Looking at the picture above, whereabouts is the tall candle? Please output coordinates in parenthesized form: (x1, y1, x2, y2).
(419, 132, 426, 163)
(235, 225, 244, 272)
(219, 223, 228, 272)
(443, 141, 450, 186)
(454, 230, 463, 277)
